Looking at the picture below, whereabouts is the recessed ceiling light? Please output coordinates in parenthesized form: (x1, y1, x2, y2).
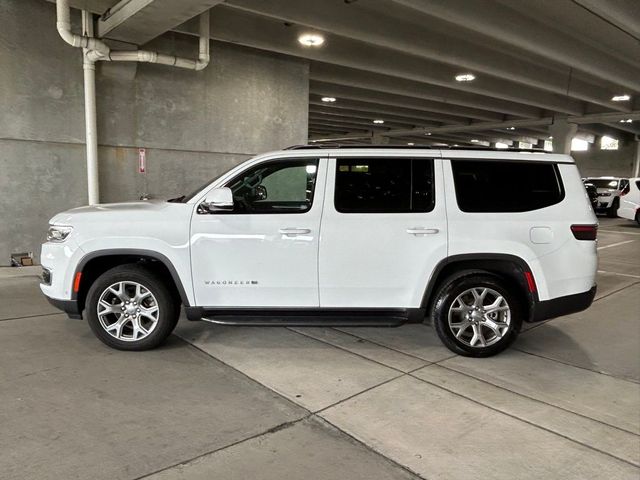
(321, 96, 336, 103)
(506, 127, 516, 130)
(373, 119, 384, 124)
(453, 144, 459, 147)
(470, 139, 479, 143)
(298, 33, 325, 47)
(407, 142, 415, 146)
(455, 73, 475, 82)
(425, 132, 432, 136)
(548, 136, 553, 139)
(620, 119, 633, 123)
(611, 94, 631, 102)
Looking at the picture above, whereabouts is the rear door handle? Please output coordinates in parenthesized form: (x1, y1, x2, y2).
(407, 227, 439, 235)
(279, 227, 311, 236)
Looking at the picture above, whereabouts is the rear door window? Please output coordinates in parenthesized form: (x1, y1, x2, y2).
(335, 158, 435, 213)
(451, 160, 564, 212)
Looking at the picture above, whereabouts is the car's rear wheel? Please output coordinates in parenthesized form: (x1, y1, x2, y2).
(85, 265, 179, 350)
(431, 273, 523, 357)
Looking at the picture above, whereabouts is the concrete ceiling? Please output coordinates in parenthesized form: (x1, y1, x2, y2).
(52, 0, 640, 146)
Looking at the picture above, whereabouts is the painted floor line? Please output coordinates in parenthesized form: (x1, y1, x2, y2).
(597, 270, 640, 279)
(599, 229, 640, 236)
(597, 239, 636, 250)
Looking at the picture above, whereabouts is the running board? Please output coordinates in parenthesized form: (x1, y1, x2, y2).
(188, 307, 425, 327)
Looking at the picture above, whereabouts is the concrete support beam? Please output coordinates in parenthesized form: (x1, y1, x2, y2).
(634, 141, 640, 177)
(549, 119, 578, 154)
(97, 0, 223, 44)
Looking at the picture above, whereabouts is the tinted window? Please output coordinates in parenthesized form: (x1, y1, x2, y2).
(335, 158, 434, 213)
(451, 160, 564, 213)
(224, 159, 318, 214)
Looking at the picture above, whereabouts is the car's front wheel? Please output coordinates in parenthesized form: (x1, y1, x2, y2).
(85, 265, 180, 350)
(431, 273, 523, 357)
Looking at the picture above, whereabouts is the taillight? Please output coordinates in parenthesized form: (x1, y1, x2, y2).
(571, 224, 598, 241)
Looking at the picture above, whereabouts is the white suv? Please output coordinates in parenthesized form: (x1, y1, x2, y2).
(617, 177, 640, 225)
(41, 147, 598, 357)
(584, 176, 630, 217)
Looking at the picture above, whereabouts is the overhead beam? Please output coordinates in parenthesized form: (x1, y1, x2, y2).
(311, 63, 539, 119)
(392, 0, 640, 92)
(97, 0, 223, 45)
(225, 0, 629, 111)
(573, 0, 640, 40)
(175, 6, 586, 114)
(310, 106, 439, 128)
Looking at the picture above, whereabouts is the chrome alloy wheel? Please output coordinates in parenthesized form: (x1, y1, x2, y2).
(97, 281, 160, 342)
(447, 287, 511, 348)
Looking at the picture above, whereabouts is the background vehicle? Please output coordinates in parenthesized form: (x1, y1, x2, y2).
(584, 177, 629, 217)
(40, 147, 598, 358)
(617, 177, 640, 225)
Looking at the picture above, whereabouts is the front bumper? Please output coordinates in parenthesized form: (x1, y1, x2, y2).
(530, 286, 596, 322)
(44, 295, 83, 319)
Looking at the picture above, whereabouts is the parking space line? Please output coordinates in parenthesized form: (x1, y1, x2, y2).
(598, 270, 640, 279)
(599, 229, 640, 236)
(597, 240, 635, 250)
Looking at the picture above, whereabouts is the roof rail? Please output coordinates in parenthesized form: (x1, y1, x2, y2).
(285, 144, 550, 153)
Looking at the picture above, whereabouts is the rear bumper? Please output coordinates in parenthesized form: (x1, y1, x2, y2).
(44, 295, 83, 319)
(530, 286, 596, 322)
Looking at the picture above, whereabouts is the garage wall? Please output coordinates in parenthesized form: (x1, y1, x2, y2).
(0, 0, 309, 265)
(572, 141, 639, 178)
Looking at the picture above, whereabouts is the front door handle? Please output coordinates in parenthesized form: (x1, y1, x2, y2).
(407, 227, 439, 235)
(279, 227, 311, 237)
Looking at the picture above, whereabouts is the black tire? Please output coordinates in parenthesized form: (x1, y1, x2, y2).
(636, 211, 640, 226)
(431, 272, 523, 357)
(607, 198, 619, 218)
(85, 264, 180, 351)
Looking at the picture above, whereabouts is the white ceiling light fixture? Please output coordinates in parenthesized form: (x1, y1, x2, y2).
(611, 94, 631, 102)
(321, 96, 336, 103)
(298, 33, 325, 47)
(455, 73, 476, 82)
(619, 119, 633, 123)
(407, 142, 415, 146)
(470, 139, 479, 143)
(506, 127, 516, 130)
(373, 119, 385, 124)
(425, 132, 432, 136)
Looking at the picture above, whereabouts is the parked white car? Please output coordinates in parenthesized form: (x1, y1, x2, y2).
(583, 177, 630, 217)
(617, 177, 640, 225)
(40, 147, 598, 357)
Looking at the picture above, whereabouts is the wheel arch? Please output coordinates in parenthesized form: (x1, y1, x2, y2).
(421, 254, 538, 321)
(72, 249, 190, 314)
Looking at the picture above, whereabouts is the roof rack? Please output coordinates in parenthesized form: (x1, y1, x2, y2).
(285, 144, 549, 153)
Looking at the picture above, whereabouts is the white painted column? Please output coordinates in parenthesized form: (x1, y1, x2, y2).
(82, 10, 100, 205)
(549, 118, 578, 155)
(633, 140, 640, 177)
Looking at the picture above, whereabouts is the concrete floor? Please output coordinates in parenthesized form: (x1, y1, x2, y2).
(1, 217, 638, 480)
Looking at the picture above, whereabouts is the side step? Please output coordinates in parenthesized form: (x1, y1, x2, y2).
(187, 308, 425, 327)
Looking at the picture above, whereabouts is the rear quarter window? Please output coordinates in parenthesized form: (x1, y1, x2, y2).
(451, 160, 564, 213)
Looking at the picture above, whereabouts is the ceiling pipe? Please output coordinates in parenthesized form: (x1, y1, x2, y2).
(55, 0, 211, 204)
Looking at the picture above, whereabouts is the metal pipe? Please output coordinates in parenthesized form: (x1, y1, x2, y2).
(56, 0, 109, 57)
(82, 10, 100, 205)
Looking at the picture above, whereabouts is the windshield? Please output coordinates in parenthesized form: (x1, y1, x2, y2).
(171, 171, 226, 203)
(587, 179, 619, 189)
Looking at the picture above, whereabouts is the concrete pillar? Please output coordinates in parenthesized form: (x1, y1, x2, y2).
(549, 118, 578, 154)
(633, 140, 640, 177)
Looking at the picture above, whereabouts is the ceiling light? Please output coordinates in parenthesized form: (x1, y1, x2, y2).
(620, 119, 633, 123)
(470, 139, 479, 143)
(321, 96, 336, 103)
(453, 144, 459, 147)
(548, 136, 553, 139)
(455, 73, 475, 82)
(506, 127, 515, 130)
(298, 33, 325, 47)
(611, 94, 630, 102)
(407, 142, 414, 146)
(425, 132, 432, 136)
(373, 119, 384, 124)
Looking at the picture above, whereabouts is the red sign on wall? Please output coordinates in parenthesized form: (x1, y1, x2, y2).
(138, 148, 146, 173)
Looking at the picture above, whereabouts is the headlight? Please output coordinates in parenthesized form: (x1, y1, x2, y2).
(47, 225, 73, 242)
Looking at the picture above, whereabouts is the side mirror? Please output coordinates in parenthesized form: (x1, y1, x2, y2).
(202, 187, 234, 212)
